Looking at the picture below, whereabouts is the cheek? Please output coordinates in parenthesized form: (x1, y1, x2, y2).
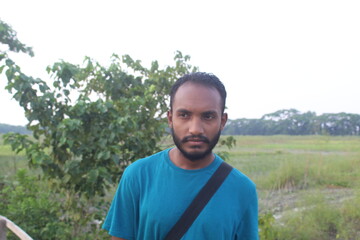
(213, 123, 225, 134)
(172, 122, 186, 132)
(202, 123, 220, 134)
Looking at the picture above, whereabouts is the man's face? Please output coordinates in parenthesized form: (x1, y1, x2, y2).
(168, 82, 227, 161)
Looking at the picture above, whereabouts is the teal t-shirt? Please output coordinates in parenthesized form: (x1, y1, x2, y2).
(102, 149, 258, 239)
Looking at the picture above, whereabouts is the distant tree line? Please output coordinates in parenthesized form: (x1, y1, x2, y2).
(2, 109, 360, 136)
(0, 123, 31, 134)
(223, 109, 360, 136)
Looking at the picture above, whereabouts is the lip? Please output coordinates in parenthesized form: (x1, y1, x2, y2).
(186, 140, 206, 144)
(182, 136, 209, 144)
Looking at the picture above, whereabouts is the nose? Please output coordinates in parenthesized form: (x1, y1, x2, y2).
(188, 117, 204, 136)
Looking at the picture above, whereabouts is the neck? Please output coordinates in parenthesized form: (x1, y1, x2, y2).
(169, 148, 215, 170)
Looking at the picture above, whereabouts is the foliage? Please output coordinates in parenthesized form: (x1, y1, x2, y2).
(216, 135, 236, 161)
(0, 169, 69, 240)
(223, 109, 360, 136)
(258, 212, 278, 240)
(0, 19, 34, 60)
(2, 135, 360, 239)
(0, 18, 238, 239)
(0, 169, 108, 240)
(1, 17, 241, 200)
(1, 24, 199, 198)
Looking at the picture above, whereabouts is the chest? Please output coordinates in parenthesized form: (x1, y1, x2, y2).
(138, 171, 243, 239)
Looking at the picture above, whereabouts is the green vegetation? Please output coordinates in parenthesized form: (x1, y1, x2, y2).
(0, 136, 27, 179)
(226, 135, 360, 191)
(0, 169, 109, 240)
(1, 18, 236, 239)
(2, 18, 359, 239)
(223, 109, 360, 136)
(223, 135, 360, 240)
(1, 135, 360, 239)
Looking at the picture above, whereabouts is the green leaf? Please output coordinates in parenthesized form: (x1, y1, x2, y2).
(87, 169, 99, 183)
(2, 43, 197, 198)
(63, 89, 70, 96)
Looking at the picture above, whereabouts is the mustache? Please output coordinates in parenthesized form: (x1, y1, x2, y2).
(181, 135, 210, 143)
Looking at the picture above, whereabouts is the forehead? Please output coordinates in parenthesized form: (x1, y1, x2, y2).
(172, 82, 222, 112)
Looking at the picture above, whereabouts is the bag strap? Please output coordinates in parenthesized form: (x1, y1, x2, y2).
(164, 161, 233, 240)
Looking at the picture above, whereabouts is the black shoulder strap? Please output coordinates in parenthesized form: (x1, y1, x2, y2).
(164, 161, 233, 240)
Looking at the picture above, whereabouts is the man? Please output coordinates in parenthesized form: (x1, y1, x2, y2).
(102, 72, 259, 239)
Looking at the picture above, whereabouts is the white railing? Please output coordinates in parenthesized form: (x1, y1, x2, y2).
(0, 216, 33, 240)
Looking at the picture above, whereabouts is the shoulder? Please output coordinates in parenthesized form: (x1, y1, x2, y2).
(122, 149, 169, 178)
(229, 167, 256, 189)
(220, 160, 257, 198)
(215, 155, 256, 190)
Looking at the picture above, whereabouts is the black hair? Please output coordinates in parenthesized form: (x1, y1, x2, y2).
(169, 72, 227, 113)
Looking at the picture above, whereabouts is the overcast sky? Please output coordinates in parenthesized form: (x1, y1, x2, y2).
(1, 0, 359, 126)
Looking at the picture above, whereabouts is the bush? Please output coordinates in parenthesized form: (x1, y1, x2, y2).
(0, 169, 108, 240)
(0, 169, 69, 239)
(259, 212, 278, 240)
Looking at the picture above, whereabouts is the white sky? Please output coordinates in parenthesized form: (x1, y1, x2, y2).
(1, 0, 360, 126)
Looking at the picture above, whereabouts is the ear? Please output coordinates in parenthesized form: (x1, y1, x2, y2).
(167, 110, 173, 128)
(220, 113, 228, 130)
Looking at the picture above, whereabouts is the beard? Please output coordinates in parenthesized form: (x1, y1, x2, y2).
(171, 128, 221, 162)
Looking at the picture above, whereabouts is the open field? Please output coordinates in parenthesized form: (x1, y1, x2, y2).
(1, 135, 360, 239)
(220, 135, 360, 206)
(225, 136, 360, 185)
(219, 135, 360, 239)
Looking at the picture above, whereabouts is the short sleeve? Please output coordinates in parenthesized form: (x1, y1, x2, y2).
(237, 185, 259, 240)
(102, 166, 140, 239)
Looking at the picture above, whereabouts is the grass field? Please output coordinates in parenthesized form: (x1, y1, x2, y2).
(218, 135, 360, 239)
(1, 134, 360, 239)
(223, 135, 360, 190)
(218, 135, 360, 206)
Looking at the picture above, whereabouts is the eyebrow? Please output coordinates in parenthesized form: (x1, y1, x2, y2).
(176, 109, 191, 114)
(202, 110, 218, 115)
(176, 109, 218, 115)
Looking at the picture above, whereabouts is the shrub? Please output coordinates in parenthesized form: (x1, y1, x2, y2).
(0, 169, 108, 240)
(258, 212, 278, 240)
(0, 169, 69, 239)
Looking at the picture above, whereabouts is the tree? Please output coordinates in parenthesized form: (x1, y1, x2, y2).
(315, 113, 360, 136)
(0, 19, 34, 58)
(1, 19, 238, 238)
(223, 109, 360, 136)
(1, 19, 199, 198)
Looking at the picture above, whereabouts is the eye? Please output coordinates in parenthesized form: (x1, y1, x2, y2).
(178, 112, 190, 118)
(203, 113, 216, 120)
